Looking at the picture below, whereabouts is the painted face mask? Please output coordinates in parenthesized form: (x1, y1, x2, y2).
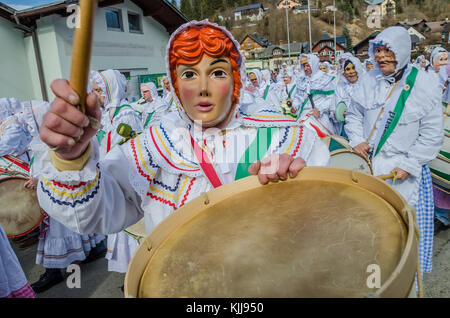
(344, 61, 358, 83)
(167, 21, 245, 129)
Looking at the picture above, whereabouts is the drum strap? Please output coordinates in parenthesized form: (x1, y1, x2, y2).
(374, 67, 419, 157)
(106, 131, 112, 154)
(235, 127, 278, 181)
(97, 130, 106, 144)
(168, 96, 174, 110)
(299, 89, 335, 117)
(189, 133, 223, 188)
(263, 85, 270, 100)
(4, 155, 29, 172)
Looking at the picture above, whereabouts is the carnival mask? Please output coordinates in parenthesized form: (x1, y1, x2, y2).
(301, 57, 312, 76)
(283, 75, 292, 84)
(344, 61, 358, 84)
(176, 55, 235, 129)
(434, 52, 449, 72)
(92, 81, 105, 107)
(249, 72, 259, 87)
(319, 65, 328, 73)
(163, 78, 171, 91)
(374, 45, 398, 76)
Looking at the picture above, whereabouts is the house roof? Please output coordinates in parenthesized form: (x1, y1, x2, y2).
(233, 4, 264, 13)
(353, 30, 380, 50)
(243, 33, 271, 47)
(0, 0, 187, 32)
(425, 21, 448, 33)
(259, 41, 308, 58)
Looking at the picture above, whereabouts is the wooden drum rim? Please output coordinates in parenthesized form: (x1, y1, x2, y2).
(330, 149, 374, 175)
(124, 167, 418, 298)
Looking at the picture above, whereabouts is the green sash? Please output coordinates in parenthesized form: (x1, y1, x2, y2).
(374, 67, 419, 157)
(299, 89, 335, 117)
(144, 111, 155, 128)
(235, 127, 278, 180)
(263, 85, 270, 100)
(97, 130, 106, 144)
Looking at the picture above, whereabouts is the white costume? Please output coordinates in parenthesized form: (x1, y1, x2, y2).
(0, 98, 31, 163)
(332, 55, 365, 136)
(140, 82, 168, 129)
(293, 54, 336, 133)
(19, 100, 105, 269)
(345, 27, 444, 273)
(35, 20, 330, 244)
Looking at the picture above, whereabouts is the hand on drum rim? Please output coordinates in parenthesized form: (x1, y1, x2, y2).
(248, 154, 306, 185)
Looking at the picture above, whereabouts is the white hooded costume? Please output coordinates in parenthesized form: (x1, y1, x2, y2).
(35, 20, 330, 242)
(0, 98, 32, 162)
(139, 82, 167, 129)
(345, 26, 444, 273)
(293, 54, 336, 133)
(19, 100, 106, 269)
(332, 55, 365, 136)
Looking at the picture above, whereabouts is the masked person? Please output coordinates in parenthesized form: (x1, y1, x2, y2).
(332, 56, 364, 138)
(345, 26, 444, 276)
(139, 82, 167, 129)
(17, 100, 106, 293)
(0, 98, 32, 163)
(34, 20, 330, 250)
(364, 59, 375, 72)
(161, 76, 176, 112)
(293, 54, 336, 134)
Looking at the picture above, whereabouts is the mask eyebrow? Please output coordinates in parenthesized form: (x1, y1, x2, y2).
(210, 59, 228, 66)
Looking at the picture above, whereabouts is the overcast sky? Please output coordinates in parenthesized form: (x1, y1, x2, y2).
(2, 0, 180, 10)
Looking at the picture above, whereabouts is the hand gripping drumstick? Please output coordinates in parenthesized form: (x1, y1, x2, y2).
(69, 0, 101, 131)
(377, 171, 396, 181)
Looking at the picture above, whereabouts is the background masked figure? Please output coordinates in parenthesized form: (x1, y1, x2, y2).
(345, 26, 444, 275)
(293, 54, 336, 134)
(332, 56, 364, 138)
(139, 82, 167, 129)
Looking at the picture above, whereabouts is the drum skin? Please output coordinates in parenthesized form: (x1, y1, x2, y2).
(0, 176, 45, 238)
(125, 167, 418, 298)
(322, 135, 373, 175)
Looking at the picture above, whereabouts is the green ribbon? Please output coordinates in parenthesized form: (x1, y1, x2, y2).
(263, 85, 270, 100)
(144, 111, 155, 128)
(374, 67, 419, 157)
(235, 127, 278, 180)
(97, 130, 106, 144)
(112, 104, 134, 119)
(299, 89, 335, 117)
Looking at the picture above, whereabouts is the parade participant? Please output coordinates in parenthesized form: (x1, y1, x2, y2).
(261, 69, 272, 85)
(345, 26, 444, 275)
(18, 100, 106, 293)
(139, 82, 167, 128)
(0, 224, 35, 298)
(88, 70, 144, 275)
(364, 59, 375, 72)
(91, 70, 143, 159)
(332, 55, 364, 137)
(429, 47, 449, 74)
(35, 20, 330, 241)
(319, 62, 330, 74)
(293, 54, 336, 133)
(161, 76, 176, 112)
(273, 70, 298, 118)
(0, 98, 31, 163)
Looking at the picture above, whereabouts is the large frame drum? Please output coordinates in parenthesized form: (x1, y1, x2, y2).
(125, 167, 419, 298)
(429, 103, 449, 192)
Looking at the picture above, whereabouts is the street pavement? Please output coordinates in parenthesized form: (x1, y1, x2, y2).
(10, 228, 450, 298)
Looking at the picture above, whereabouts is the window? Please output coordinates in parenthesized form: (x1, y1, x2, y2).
(105, 8, 123, 31)
(128, 12, 142, 33)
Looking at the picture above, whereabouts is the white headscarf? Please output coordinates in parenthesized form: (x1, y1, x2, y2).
(430, 47, 449, 72)
(8, 98, 22, 115)
(298, 54, 321, 80)
(248, 69, 263, 88)
(0, 98, 13, 122)
(341, 56, 364, 85)
(165, 20, 247, 126)
(369, 26, 411, 75)
(161, 75, 171, 95)
(91, 69, 126, 110)
(261, 70, 271, 84)
(141, 82, 159, 101)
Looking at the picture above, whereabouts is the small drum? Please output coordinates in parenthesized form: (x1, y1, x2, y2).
(322, 135, 373, 175)
(299, 112, 331, 138)
(125, 167, 419, 298)
(0, 175, 46, 238)
(335, 102, 347, 123)
(124, 218, 146, 243)
(429, 104, 449, 191)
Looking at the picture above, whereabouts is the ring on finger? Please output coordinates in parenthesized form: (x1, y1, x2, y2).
(48, 145, 60, 152)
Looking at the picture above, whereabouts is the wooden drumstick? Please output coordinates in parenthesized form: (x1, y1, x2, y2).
(377, 172, 396, 181)
(69, 0, 101, 130)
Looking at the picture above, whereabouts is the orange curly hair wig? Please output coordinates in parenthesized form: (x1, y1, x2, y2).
(169, 24, 242, 106)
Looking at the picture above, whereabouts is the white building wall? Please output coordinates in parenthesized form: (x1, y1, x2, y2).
(0, 18, 39, 101)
